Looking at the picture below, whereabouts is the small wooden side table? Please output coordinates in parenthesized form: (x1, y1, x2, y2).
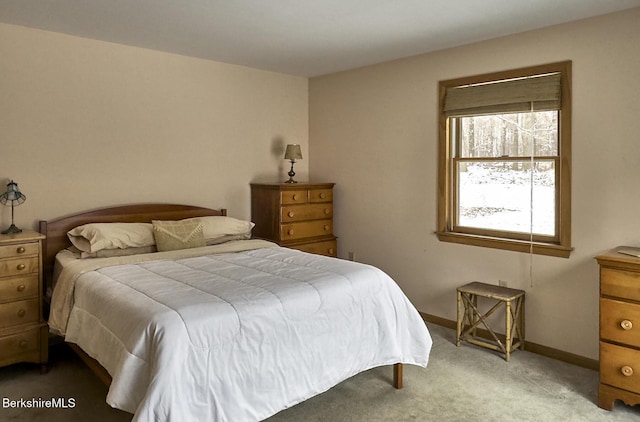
(456, 282, 525, 361)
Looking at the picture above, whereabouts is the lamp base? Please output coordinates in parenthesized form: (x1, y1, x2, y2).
(285, 161, 298, 183)
(1, 224, 22, 234)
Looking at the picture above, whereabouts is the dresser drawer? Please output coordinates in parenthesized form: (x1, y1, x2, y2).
(0, 275, 39, 303)
(292, 239, 337, 257)
(0, 256, 39, 278)
(0, 242, 39, 260)
(0, 327, 41, 365)
(600, 342, 640, 394)
(601, 298, 640, 347)
(0, 299, 40, 329)
(281, 204, 333, 222)
(281, 220, 333, 240)
(309, 189, 333, 203)
(281, 190, 308, 205)
(601, 268, 640, 302)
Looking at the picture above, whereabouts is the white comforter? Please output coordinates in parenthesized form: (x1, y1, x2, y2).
(51, 241, 432, 421)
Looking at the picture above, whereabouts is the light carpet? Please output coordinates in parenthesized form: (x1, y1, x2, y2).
(1, 324, 638, 421)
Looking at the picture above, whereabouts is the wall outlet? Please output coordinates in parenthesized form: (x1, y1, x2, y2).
(499, 280, 508, 287)
(348, 252, 356, 261)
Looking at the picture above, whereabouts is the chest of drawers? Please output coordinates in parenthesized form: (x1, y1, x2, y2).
(596, 247, 640, 410)
(0, 231, 48, 371)
(251, 183, 337, 257)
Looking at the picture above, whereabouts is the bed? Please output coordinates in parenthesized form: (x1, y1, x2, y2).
(40, 203, 432, 421)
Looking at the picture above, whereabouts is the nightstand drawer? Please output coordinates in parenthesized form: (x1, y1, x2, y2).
(0, 256, 39, 277)
(601, 298, 640, 347)
(0, 275, 39, 303)
(600, 342, 640, 394)
(308, 189, 332, 203)
(601, 268, 640, 302)
(0, 327, 41, 365)
(281, 220, 333, 240)
(281, 204, 333, 222)
(0, 299, 40, 329)
(0, 242, 39, 259)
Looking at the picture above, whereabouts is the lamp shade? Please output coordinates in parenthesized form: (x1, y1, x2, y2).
(284, 144, 302, 161)
(0, 180, 26, 206)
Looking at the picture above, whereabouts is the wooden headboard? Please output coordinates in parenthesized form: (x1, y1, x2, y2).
(38, 203, 227, 292)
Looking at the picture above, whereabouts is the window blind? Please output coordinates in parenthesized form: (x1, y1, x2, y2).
(443, 73, 561, 117)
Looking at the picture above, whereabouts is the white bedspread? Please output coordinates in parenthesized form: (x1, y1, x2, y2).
(51, 242, 432, 421)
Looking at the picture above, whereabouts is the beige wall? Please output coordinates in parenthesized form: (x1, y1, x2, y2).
(3, 8, 639, 360)
(309, 8, 640, 359)
(0, 23, 308, 227)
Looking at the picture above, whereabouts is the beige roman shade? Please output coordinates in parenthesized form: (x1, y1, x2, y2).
(443, 73, 561, 117)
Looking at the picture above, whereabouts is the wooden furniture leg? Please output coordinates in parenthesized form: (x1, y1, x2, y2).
(505, 300, 512, 362)
(456, 290, 463, 346)
(393, 363, 403, 389)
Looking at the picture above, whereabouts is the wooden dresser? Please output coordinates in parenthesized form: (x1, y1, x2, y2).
(0, 231, 48, 371)
(250, 182, 337, 257)
(596, 247, 640, 410)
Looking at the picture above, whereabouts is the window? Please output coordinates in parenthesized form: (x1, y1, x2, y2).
(437, 62, 572, 258)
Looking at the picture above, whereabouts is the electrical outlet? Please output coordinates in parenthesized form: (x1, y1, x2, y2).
(348, 252, 355, 261)
(499, 280, 508, 287)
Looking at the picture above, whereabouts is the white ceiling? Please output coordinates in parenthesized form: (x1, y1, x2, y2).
(1, 0, 640, 77)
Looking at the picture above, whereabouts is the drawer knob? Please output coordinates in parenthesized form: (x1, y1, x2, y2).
(292, 194, 298, 201)
(19, 340, 28, 349)
(288, 211, 294, 218)
(621, 320, 633, 330)
(324, 209, 330, 215)
(17, 284, 26, 292)
(288, 229, 294, 236)
(17, 263, 26, 271)
(319, 193, 326, 199)
(18, 309, 26, 318)
(17, 247, 26, 254)
(324, 225, 329, 231)
(328, 248, 334, 255)
(621, 366, 634, 377)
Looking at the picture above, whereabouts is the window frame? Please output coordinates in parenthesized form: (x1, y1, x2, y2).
(437, 61, 572, 258)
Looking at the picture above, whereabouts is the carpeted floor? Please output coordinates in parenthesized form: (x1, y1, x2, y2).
(1, 323, 638, 421)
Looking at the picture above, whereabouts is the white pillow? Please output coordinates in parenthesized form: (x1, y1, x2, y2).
(68, 223, 155, 253)
(183, 216, 254, 243)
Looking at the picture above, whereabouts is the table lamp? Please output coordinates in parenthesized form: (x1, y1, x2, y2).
(284, 144, 302, 183)
(0, 180, 26, 234)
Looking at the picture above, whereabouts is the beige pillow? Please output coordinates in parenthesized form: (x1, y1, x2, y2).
(68, 223, 155, 253)
(152, 220, 206, 252)
(183, 216, 254, 243)
(68, 245, 158, 259)
(205, 233, 251, 246)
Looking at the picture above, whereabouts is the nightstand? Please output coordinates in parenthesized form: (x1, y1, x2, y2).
(596, 247, 640, 410)
(456, 281, 525, 362)
(0, 231, 48, 372)
(250, 182, 337, 257)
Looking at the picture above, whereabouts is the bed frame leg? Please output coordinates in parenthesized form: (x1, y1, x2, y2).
(393, 363, 403, 389)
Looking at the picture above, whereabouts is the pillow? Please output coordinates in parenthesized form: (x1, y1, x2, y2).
(183, 216, 254, 243)
(205, 233, 252, 246)
(68, 223, 155, 253)
(68, 245, 158, 259)
(152, 220, 206, 252)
